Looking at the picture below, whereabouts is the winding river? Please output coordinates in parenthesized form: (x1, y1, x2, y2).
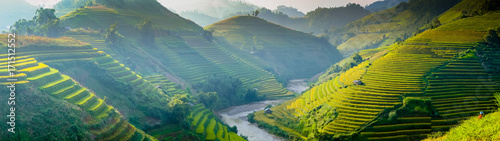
(216, 79, 308, 141)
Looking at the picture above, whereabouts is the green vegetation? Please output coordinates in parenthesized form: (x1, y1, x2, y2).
(105, 21, 119, 48)
(0, 56, 156, 140)
(187, 104, 246, 141)
(255, 5, 500, 140)
(424, 110, 500, 141)
(194, 74, 262, 110)
(206, 15, 343, 79)
(331, 0, 462, 56)
(63, 1, 293, 99)
(437, 0, 500, 24)
(11, 8, 64, 37)
(136, 19, 155, 46)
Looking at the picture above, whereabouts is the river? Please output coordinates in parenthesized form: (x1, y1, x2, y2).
(216, 79, 308, 141)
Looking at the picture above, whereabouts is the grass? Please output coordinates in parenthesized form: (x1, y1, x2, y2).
(424, 110, 500, 141)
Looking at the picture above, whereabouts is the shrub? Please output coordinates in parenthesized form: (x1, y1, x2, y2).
(388, 111, 397, 121)
(401, 97, 433, 116)
(247, 112, 256, 123)
(494, 92, 500, 107)
(484, 29, 500, 45)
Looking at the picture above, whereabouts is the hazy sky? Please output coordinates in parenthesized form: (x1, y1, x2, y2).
(25, 0, 380, 13)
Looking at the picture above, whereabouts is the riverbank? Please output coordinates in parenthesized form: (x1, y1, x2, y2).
(216, 79, 309, 141)
(216, 99, 288, 141)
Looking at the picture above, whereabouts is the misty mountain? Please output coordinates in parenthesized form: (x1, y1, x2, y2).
(365, 0, 409, 12)
(274, 5, 305, 17)
(0, 0, 38, 31)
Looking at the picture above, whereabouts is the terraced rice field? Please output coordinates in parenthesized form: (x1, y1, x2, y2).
(0, 43, 103, 63)
(187, 104, 246, 141)
(93, 55, 163, 95)
(182, 36, 293, 98)
(360, 116, 432, 140)
(67, 34, 293, 99)
(0, 58, 156, 141)
(426, 58, 498, 131)
(144, 75, 189, 96)
(66, 35, 119, 59)
(265, 13, 500, 139)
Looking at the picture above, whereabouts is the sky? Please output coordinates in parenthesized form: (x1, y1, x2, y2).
(24, 0, 380, 13)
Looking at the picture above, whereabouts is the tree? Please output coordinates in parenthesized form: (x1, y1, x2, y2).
(244, 89, 258, 102)
(203, 30, 213, 41)
(11, 8, 62, 37)
(484, 29, 500, 45)
(106, 21, 119, 47)
(168, 97, 190, 122)
(39, 19, 64, 37)
(352, 53, 363, 63)
(431, 18, 441, 29)
(137, 19, 155, 46)
(198, 92, 219, 109)
(34, 8, 58, 25)
(254, 9, 260, 17)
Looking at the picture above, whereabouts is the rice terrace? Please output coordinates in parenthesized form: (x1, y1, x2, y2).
(0, 0, 499, 140)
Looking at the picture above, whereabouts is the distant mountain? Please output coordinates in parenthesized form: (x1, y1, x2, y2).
(206, 16, 343, 79)
(223, 4, 370, 36)
(0, 0, 37, 31)
(159, 0, 258, 19)
(365, 0, 409, 13)
(54, 0, 90, 17)
(274, 5, 305, 17)
(179, 11, 220, 27)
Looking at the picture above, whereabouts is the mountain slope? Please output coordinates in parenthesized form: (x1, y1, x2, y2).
(61, 0, 202, 35)
(206, 16, 343, 79)
(252, 7, 500, 140)
(59, 0, 293, 100)
(334, 0, 461, 56)
(365, 0, 409, 13)
(0, 36, 157, 140)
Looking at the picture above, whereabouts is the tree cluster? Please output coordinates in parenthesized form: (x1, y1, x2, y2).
(136, 19, 155, 47)
(193, 75, 262, 110)
(105, 21, 119, 47)
(11, 8, 64, 37)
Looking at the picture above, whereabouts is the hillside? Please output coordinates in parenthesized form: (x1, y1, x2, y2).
(333, 0, 461, 56)
(424, 106, 500, 140)
(206, 16, 343, 79)
(365, 0, 409, 13)
(0, 35, 158, 140)
(251, 6, 500, 140)
(61, 0, 203, 35)
(58, 0, 294, 100)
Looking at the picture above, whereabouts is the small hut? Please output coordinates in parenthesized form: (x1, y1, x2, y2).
(353, 80, 363, 85)
(264, 108, 273, 114)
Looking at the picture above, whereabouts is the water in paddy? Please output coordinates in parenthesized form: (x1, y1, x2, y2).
(216, 79, 309, 141)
